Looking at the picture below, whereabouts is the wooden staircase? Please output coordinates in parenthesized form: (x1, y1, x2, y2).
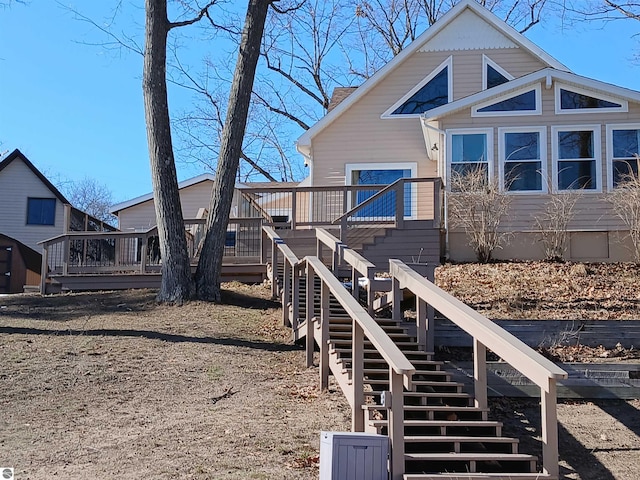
(263, 225, 565, 480)
(318, 313, 544, 479)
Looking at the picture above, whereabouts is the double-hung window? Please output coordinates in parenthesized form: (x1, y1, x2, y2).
(499, 127, 546, 192)
(552, 125, 601, 192)
(447, 128, 493, 188)
(27, 198, 56, 225)
(606, 124, 640, 189)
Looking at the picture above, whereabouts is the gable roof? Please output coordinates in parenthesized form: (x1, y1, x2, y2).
(110, 173, 217, 214)
(421, 68, 640, 121)
(296, 0, 569, 158)
(0, 149, 70, 204)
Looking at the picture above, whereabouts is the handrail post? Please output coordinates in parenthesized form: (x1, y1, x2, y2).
(292, 262, 300, 330)
(40, 245, 49, 295)
(367, 271, 375, 316)
(392, 276, 402, 322)
(305, 262, 315, 368)
(352, 321, 365, 432)
(541, 379, 560, 479)
(416, 297, 427, 352)
(261, 228, 267, 264)
(271, 239, 279, 299)
(340, 190, 348, 242)
(320, 281, 330, 390)
(389, 368, 405, 480)
(473, 338, 488, 410)
(283, 259, 291, 327)
(433, 178, 443, 226)
(395, 181, 404, 229)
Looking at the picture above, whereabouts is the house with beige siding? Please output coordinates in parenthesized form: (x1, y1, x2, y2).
(0, 149, 116, 293)
(297, 0, 640, 262)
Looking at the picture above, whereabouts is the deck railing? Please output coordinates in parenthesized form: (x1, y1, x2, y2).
(388, 259, 568, 478)
(238, 178, 443, 240)
(38, 218, 264, 291)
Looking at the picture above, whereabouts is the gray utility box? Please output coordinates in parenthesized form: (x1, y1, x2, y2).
(319, 431, 389, 480)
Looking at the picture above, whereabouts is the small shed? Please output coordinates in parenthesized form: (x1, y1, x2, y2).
(0, 233, 41, 294)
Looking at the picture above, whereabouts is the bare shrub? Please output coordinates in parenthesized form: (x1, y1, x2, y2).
(447, 167, 512, 263)
(607, 157, 640, 262)
(533, 185, 582, 262)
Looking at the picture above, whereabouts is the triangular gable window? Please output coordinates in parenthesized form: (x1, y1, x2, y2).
(472, 84, 541, 117)
(383, 57, 452, 118)
(561, 89, 621, 109)
(555, 83, 628, 114)
(482, 55, 513, 90)
(487, 65, 509, 89)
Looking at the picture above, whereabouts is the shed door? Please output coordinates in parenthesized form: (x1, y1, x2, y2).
(0, 246, 11, 294)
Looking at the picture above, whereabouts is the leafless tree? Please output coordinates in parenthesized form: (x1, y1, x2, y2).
(194, 0, 276, 302)
(143, 0, 221, 304)
(63, 177, 117, 225)
(447, 166, 512, 263)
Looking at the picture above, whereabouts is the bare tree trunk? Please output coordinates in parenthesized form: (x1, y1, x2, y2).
(143, 0, 194, 303)
(195, 0, 271, 301)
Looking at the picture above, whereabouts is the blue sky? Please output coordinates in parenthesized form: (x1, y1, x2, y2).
(1, 3, 639, 204)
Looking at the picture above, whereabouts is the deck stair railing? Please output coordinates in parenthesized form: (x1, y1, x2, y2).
(264, 225, 567, 480)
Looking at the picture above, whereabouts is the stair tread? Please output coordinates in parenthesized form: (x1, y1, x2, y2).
(363, 405, 487, 412)
(370, 420, 502, 427)
(404, 435, 518, 443)
(405, 452, 536, 460)
(404, 474, 549, 479)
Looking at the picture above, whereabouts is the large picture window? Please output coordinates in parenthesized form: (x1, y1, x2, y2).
(346, 163, 417, 218)
(552, 126, 601, 192)
(447, 128, 493, 188)
(607, 124, 640, 189)
(27, 198, 56, 225)
(499, 127, 546, 192)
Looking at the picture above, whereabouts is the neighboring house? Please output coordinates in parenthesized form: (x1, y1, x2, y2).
(0, 149, 115, 293)
(297, 0, 640, 262)
(109, 173, 299, 230)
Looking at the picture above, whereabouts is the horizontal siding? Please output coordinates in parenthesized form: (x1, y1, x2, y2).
(0, 159, 65, 252)
(442, 86, 640, 234)
(118, 182, 244, 231)
(312, 45, 546, 187)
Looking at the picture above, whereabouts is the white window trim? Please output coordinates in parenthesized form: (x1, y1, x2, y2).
(482, 54, 514, 90)
(381, 56, 453, 119)
(555, 83, 628, 115)
(551, 125, 602, 193)
(345, 162, 418, 219)
(606, 123, 640, 191)
(498, 126, 547, 194)
(445, 127, 494, 191)
(472, 84, 542, 117)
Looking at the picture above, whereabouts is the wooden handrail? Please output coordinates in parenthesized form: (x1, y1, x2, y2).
(389, 259, 567, 386)
(332, 179, 403, 225)
(307, 256, 415, 380)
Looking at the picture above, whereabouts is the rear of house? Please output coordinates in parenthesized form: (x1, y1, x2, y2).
(297, 0, 640, 262)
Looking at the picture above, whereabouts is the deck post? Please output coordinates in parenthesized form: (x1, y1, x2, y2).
(305, 262, 314, 368)
(62, 235, 69, 276)
(433, 178, 443, 226)
(473, 338, 488, 410)
(39, 245, 49, 295)
(351, 266, 359, 300)
(541, 379, 560, 479)
(340, 189, 348, 242)
(290, 189, 297, 230)
(389, 368, 405, 480)
(140, 235, 148, 274)
(395, 182, 404, 229)
(320, 281, 330, 390)
(351, 321, 364, 432)
(282, 259, 291, 327)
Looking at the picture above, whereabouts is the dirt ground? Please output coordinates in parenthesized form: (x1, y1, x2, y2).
(0, 264, 639, 479)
